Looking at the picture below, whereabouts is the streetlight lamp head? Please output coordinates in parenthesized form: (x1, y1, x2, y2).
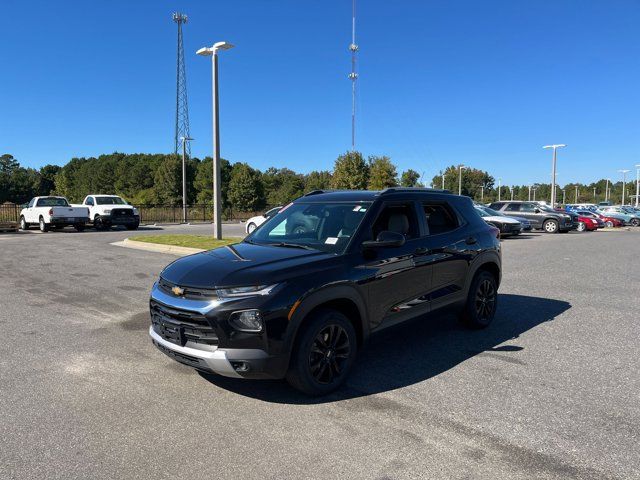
(543, 144, 567, 149)
(213, 41, 234, 51)
(196, 47, 213, 56)
(198, 42, 234, 56)
(180, 136, 194, 144)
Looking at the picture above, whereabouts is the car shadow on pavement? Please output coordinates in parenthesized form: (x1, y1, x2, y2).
(199, 293, 571, 404)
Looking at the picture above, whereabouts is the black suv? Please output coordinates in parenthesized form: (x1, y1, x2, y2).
(149, 189, 502, 395)
(489, 201, 575, 233)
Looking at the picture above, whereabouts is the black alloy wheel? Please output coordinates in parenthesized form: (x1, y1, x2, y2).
(309, 324, 351, 385)
(286, 309, 357, 396)
(460, 270, 498, 329)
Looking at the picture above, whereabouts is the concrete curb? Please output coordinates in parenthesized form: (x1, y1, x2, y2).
(110, 238, 205, 256)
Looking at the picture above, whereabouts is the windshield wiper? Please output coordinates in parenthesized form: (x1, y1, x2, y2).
(270, 242, 316, 251)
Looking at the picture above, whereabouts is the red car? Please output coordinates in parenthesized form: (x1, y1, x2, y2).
(575, 214, 599, 232)
(577, 210, 623, 228)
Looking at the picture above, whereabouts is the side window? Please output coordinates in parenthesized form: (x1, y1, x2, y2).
(86, 197, 94, 206)
(371, 203, 419, 240)
(520, 203, 537, 212)
(28, 199, 35, 208)
(422, 203, 459, 235)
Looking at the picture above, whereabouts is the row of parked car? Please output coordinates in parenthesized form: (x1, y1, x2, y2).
(246, 200, 640, 238)
(19, 195, 140, 232)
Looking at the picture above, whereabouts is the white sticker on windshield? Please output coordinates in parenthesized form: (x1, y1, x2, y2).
(325, 237, 338, 245)
(352, 206, 361, 211)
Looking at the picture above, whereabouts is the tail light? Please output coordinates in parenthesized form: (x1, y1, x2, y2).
(489, 225, 500, 239)
(48, 208, 54, 216)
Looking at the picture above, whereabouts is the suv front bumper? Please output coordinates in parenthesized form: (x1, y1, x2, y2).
(150, 326, 268, 378)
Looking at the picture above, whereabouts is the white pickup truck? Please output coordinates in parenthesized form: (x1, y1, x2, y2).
(20, 196, 90, 232)
(76, 194, 140, 230)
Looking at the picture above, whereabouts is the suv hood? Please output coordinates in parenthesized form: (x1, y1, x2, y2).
(159, 241, 334, 288)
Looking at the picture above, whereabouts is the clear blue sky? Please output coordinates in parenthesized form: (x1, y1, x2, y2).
(1, 0, 639, 186)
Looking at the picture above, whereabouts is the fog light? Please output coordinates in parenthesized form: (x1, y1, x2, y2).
(229, 309, 263, 332)
(231, 361, 250, 372)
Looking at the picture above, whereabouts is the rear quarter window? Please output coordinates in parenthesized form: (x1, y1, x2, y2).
(422, 203, 459, 235)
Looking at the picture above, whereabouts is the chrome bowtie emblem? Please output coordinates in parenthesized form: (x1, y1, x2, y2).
(171, 286, 185, 296)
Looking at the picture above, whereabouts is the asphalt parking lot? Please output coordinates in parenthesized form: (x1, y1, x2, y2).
(1, 225, 639, 480)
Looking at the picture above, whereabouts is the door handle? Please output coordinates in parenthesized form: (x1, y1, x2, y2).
(465, 236, 477, 245)
(414, 247, 429, 255)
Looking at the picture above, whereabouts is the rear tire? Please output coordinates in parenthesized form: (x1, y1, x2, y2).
(39, 217, 49, 232)
(20, 216, 28, 230)
(543, 219, 559, 233)
(605, 221, 613, 228)
(459, 270, 498, 329)
(125, 223, 139, 230)
(74, 224, 85, 232)
(631, 218, 640, 227)
(286, 309, 357, 396)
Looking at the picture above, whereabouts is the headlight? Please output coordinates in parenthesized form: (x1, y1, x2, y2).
(133, 208, 139, 215)
(228, 309, 263, 332)
(104, 209, 112, 214)
(216, 284, 279, 299)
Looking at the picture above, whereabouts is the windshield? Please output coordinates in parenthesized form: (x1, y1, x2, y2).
(36, 197, 69, 207)
(480, 206, 505, 217)
(96, 196, 127, 205)
(247, 202, 371, 253)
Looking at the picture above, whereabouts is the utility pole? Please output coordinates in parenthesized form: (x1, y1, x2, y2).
(618, 169, 630, 205)
(197, 41, 235, 239)
(180, 136, 193, 223)
(173, 13, 191, 156)
(348, 0, 359, 150)
(543, 144, 566, 207)
(458, 165, 466, 196)
(635, 164, 640, 207)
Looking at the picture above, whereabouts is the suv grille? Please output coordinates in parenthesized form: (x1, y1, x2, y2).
(150, 300, 218, 347)
(158, 277, 218, 300)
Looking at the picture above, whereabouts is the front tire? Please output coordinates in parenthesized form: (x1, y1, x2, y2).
(94, 215, 106, 231)
(125, 222, 139, 231)
(576, 222, 586, 232)
(460, 271, 498, 329)
(20, 216, 28, 230)
(631, 218, 640, 227)
(605, 220, 613, 228)
(286, 309, 357, 396)
(543, 219, 559, 233)
(39, 217, 49, 232)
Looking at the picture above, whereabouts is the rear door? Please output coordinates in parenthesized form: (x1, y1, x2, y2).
(420, 200, 474, 311)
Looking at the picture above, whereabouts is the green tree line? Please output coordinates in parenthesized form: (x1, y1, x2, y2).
(1, 152, 636, 210)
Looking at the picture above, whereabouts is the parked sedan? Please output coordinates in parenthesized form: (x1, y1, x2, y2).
(574, 214, 600, 232)
(475, 205, 532, 231)
(245, 206, 282, 234)
(576, 210, 617, 228)
(489, 201, 575, 233)
(474, 205, 522, 236)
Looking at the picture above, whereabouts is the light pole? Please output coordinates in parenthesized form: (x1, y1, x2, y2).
(605, 178, 611, 202)
(532, 187, 537, 201)
(593, 187, 597, 202)
(509, 186, 514, 201)
(562, 189, 566, 205)
(543, 144, 566, 207)
(497, 178, 502, 201)
(574, 185, 579, 203)
(635, 164, 640, 207)
(441, 172, 445, 190)
(180, 136, 194, 223)
(479, 184, 485, 202)
(528, 185, 532, 201)
(618, 169, 630, 205)
(197, 41, 235, 240)
(458, 165, 466, 195)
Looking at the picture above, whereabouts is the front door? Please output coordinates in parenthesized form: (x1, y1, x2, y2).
(361, 201, 432, 330)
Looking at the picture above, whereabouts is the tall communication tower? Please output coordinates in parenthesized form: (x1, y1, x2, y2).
(348, 0, 359, 150)
(173, 12, 191, 156)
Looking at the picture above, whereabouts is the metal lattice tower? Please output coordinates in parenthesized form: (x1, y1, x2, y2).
(173, 12, 191, 156)
(348, 0, 359, 150)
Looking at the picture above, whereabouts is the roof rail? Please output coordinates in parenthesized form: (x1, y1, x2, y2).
(303, 189, 331, 197)
(379, 187, 451, 195)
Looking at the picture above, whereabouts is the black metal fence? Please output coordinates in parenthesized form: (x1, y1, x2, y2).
(133, 204, 263, 224)
(0, 203, 263, 226)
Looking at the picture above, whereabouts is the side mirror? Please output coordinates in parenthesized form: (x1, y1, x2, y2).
(362, 230, 406, 249)
(534, 208, 541, 213)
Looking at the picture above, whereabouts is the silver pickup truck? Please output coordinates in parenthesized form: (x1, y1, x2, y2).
(20, 196, 90, 232)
